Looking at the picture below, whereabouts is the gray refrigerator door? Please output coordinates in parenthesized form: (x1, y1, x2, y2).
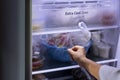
(1, 0, 26, 80)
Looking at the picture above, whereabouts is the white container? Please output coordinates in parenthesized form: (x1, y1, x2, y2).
(97, 42, 111, 58)
(91, 31, 102, 42)
(92, 43, 99, 56)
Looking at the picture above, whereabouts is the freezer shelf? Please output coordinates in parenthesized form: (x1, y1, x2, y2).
(32, 56, 118, 75)
(32, 25, 119, 35)
(32, 28, 119, 75)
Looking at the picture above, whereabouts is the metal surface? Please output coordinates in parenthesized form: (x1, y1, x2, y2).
(25, 0, 32, 80)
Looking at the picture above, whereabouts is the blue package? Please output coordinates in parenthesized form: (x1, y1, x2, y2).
(41, 40, 92, 63)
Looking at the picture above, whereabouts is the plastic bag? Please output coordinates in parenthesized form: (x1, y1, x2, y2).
(46, 22, 91, 48)
(42, 40, 92, 62)
(47, 33, 70, 47)
(41, 22, 92, 63)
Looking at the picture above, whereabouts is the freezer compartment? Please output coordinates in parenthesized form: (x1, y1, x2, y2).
(32, 28, 119, 72)
(32, 31, 92, 71)
(32, 0, 118, 32)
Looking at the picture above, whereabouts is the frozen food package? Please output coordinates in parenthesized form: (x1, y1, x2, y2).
(40, 22, 92, 63)
(92, 43, 99, 56)
(32, 52, 45, 70)
(97, 42, 111, 58)
(46, 32, 89, 48)
(92, 41, 111, 58)
(32, 35, 48, 54)
(91, 31, 102, 42)
(47, 33, 70, 47)
(32, 35, 41, 52)
(41, 40, 92, 63)
(100, 0, 117, 25)
(45, 22, 91, 47)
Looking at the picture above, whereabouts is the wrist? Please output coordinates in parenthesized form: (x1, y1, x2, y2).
(77, 57, 88, 67)
(79, 57, 87, 63)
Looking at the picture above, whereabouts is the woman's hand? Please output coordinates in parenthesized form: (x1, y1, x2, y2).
(67, 45, 86, 63)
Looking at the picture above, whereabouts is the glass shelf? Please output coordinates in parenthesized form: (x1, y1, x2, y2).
(32, 25, 119, 35)
(32, 54, 118, 75)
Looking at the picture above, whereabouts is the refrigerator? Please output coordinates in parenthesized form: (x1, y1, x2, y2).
(31, 0, 120, 80)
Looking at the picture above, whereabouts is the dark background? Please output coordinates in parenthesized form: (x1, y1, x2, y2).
(1, 0, 30, 80)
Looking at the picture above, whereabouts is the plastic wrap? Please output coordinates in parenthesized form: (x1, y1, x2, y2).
(38, 22, 92, 63)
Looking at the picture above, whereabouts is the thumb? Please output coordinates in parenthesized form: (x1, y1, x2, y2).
(67, 49, 75, 61)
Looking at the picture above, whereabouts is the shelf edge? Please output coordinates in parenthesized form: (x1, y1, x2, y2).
(32, 25, 119, 35)
(32, 59, 118, 75)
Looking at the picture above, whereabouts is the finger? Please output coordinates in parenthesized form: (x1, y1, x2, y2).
(73, 45, 84, 49)
(72, 47, 78, 51)
(67, 49, 75, 61)
(67, 49, 74, 55)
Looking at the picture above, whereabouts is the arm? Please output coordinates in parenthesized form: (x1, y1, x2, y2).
(78, 57, 101, 80)
(68, 45, 101, 80)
